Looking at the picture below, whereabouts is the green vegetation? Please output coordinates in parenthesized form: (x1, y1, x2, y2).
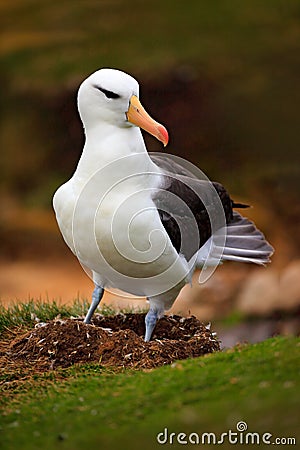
(1, 0, 300, 207)
(2, 0, 300, 87)
(0, 299, 87, 334)
(0, 299, 143, 335)
(1, 336, 299, 450)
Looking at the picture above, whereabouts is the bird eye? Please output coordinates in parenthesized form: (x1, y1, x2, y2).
(94, 86, 120, 99)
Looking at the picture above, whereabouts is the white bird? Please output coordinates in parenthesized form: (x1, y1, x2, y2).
(53, 68, 273, 341)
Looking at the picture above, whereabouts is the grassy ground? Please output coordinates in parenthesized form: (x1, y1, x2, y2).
(0, 299, 140, 334)
(1, 302, 299, 450)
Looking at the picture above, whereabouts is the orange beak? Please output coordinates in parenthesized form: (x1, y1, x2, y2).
(126, 95, 169, 147)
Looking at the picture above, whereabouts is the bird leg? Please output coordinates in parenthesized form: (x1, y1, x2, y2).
(84, 285, 104, 324)
(144, 307, 160, 342)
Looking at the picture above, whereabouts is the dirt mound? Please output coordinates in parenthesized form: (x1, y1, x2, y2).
(5, 314, 220, 371)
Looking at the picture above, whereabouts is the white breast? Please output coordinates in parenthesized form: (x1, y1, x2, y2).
(53, 164, 189, 297)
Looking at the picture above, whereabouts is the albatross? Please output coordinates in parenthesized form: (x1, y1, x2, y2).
(53, 68, 273, 341)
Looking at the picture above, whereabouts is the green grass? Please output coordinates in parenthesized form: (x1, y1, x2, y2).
(0, 299, 86, 334)
(1, 336, 299, 450)
(0, 299, 143, 335)
(0, 300, 299, 448)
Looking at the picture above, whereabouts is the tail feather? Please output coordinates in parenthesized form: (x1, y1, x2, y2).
(196, 212, 274, 266)
(226, 222, 262, 234)
(222, 212, 274, 264)
(231, 201, 250, 209)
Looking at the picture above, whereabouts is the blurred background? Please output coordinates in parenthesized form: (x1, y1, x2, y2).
(1, 0, 300, 344)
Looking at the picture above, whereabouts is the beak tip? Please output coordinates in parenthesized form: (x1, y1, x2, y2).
(158, 125, 169, 148)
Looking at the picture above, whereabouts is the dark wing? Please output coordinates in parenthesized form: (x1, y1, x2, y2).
(150, 154, 235, 260)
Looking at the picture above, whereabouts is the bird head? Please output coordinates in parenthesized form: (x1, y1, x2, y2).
(77, 68, 169, 147)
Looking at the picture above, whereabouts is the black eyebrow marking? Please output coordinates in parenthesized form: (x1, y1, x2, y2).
(94, 85, 120, 99)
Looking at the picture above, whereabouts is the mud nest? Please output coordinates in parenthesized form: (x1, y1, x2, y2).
(4, 314, 220, 371)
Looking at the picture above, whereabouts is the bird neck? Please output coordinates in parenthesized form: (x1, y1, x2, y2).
(72, 123, 161, 188)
